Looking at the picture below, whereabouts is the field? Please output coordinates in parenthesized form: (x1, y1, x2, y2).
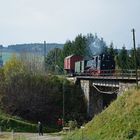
(2, 52, 15, 64)
(2, 52, 44, 64)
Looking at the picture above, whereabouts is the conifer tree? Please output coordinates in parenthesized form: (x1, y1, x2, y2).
(117, 45, 129, 70)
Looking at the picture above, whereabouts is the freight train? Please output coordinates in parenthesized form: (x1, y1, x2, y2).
(64, 54, 115, 76)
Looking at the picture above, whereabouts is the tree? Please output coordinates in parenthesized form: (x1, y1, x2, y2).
(108, 42, 115, 58)
(136, 47, 140, 69)
(19, 52, 44, 74)
(3, 55, 26, 81)
(62, 40, 73, 58)
(73, 34, 87, 57)
(1, 66, 86, 125)
(129, 47, 140, 69)
(117, 45, 130, 70)
(45, 34, 89, 74)
(45, 48, 63, 74)
(100, 37, 108, 54)
(128, 48, 135, 69)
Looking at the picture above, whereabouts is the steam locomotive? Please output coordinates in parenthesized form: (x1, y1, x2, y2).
(64, 54, 115, 76)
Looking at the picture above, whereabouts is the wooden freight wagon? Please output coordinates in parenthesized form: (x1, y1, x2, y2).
(64, 55, 83, 75)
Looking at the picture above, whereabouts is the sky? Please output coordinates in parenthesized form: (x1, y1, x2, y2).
(0, 0, 140, 49)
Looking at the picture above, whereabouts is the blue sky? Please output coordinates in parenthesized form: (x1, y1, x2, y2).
(0, 0, 139, 49)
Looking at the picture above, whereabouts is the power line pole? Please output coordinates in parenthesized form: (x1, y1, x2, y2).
(132, 29, 138, 88)
(44, 41, 47, 72)
(55, 48, 56, 74)
(63, 80, 65, 127)
(0, 47, 3, 67)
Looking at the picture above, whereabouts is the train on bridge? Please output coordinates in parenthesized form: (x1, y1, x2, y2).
(64, 54, 115, 76)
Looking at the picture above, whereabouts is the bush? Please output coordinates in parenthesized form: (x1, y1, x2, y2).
(68, 120, 78, 130)
(0, 56, 87, 130)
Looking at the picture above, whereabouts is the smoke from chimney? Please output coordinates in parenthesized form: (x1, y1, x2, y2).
(85, 34, 107, 59)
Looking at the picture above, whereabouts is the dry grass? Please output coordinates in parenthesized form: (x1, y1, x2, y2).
(0, 134, 12, 140)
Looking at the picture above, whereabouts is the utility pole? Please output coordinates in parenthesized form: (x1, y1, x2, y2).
(44, 41, 47, 72)
(55, 48, 56, 74)
(0, 47, 3, 68)
(132, 29, 138, 88)
(63, 80, 65, 127)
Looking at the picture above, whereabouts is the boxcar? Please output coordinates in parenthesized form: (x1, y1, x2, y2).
(64, 55, 83, 74)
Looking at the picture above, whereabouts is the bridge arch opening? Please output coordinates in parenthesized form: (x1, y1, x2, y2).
(102, 93, 117, 108)
(89, 85, 118, 118)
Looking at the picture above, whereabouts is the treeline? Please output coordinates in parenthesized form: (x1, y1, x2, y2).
(0, 43, 64, 54)
(45, 33, 107, 73)
(8, 43, 63, 53)
(45, 33, 140, 73)
(116, 46, 140, 69)
(0, 56, 86, 127)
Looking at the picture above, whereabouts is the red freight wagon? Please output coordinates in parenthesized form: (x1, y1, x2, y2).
(64, 55, 83, 74)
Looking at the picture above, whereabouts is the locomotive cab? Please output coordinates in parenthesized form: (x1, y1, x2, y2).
(84, 54, 115, 76)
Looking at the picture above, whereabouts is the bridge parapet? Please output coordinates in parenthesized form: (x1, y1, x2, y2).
(113, 69, 140, 78)
(76, 69, 140, 80)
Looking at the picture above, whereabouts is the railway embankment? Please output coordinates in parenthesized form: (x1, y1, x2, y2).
(0, 110, 36, 132)
(63, 87, 140, 140)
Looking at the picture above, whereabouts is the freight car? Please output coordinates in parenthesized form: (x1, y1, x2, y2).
(64, 54, 83, 75)
(75, 54, 115, 76)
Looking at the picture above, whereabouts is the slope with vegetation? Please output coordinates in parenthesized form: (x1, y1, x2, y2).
(0, 56, 86, 132)
(0, 110, 36, 132)
(64, 88, 140, 140)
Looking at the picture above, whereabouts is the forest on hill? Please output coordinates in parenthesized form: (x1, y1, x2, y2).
(1, 43, 63, 53)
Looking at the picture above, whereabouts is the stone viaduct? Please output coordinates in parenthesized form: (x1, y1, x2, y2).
(70, 76, 140, 119)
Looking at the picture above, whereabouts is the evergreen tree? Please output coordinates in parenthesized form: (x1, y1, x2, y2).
(63, 40, 73, 58)
(100, 37, 108, 54)
(117, 45, 130, 70)
(128, 47, 140, 69)
(129, 48, 135, 69)
(73, 34, 87, 57)
(108, 42, 115, 58)
(136, 47, 140, 69)
(45, 48, 63, 74)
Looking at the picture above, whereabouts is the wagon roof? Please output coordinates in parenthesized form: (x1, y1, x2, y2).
(65, 54, 75, 59)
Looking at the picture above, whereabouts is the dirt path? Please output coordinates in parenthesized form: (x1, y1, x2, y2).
(15, 133, 62, 140)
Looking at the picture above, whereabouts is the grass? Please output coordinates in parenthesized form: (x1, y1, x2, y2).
(0, 110, 37, 133)
(0, 109, 61, 133)
(63, 88, 140, 140)
(0, 134, 11, 140)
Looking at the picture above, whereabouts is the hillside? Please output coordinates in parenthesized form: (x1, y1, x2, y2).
(1, 43, 63, 64)
(1, 43, 64, 54)
(0, 109, 57, 133)
(64, 88, 140, 140)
